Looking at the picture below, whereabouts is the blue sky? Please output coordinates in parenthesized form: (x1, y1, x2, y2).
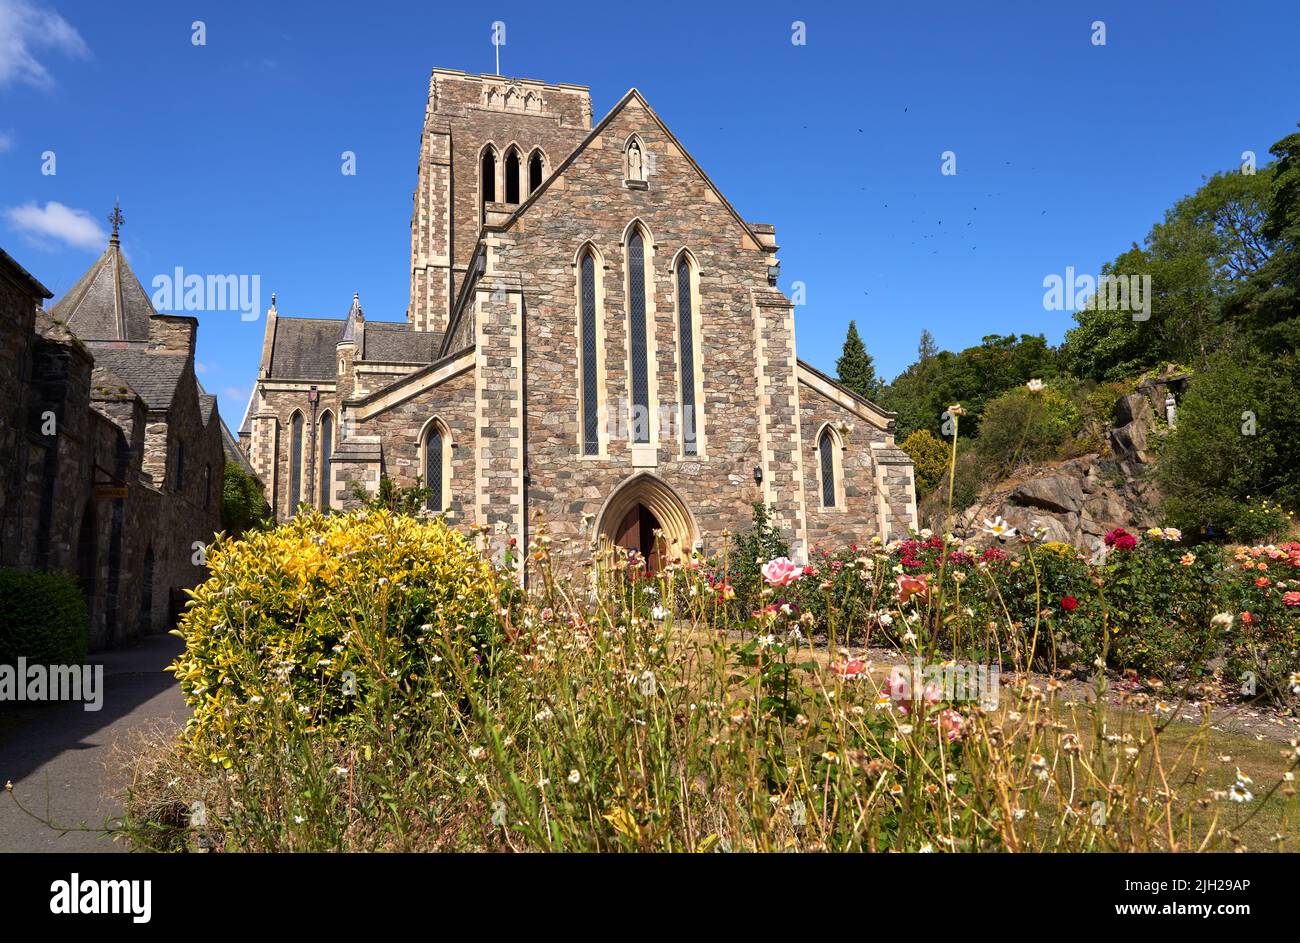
(2, 0, 1298, 428)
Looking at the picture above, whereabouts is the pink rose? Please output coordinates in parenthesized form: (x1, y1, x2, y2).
(894, 573, 931, 605)
(835, 659, 868, 680)
(1283, 592, 1300, 607)
(761, 556, 804, 588)
(934, 708, 965, 742)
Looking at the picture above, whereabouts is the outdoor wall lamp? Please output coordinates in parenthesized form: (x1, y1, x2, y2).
(753, 465, 763, 484)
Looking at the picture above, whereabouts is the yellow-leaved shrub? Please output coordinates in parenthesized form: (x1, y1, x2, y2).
(170, 509, 499, 764)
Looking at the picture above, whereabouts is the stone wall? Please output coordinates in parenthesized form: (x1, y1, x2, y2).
(0, 262, 224, 649)
(481, 96, 797, 559)
(798, 384, 888, 549)
(347, 361, 477, 519)
(0, 260, 41, 563)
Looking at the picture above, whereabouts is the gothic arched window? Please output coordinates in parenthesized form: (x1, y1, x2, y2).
(423, 420, 448, 512)
(818, 426, 842, 509)
(319, 411, 333, 509)
(480, 146, 497, 218)
(528, 149, 544, 195)
(289, 411, 304, 509)
(579, 248, 600, 455)
(504, 146, 521, 204)
(676, 254, 700, 455)
(626, 228, 650, 444)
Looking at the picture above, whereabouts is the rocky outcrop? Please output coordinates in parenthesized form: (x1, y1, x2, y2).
(945, 380, 1178, 550)
(956, 455, 1161, 550)
(1109, 393, 1153, 463)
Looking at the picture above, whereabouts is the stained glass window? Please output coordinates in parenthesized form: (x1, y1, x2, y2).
(290, 413, 303, 508)
(628, 231, 649, 444)
(677, 258, 697, 455)
(319, 413, 333, 508)
(425, 424, 444, 512)
(581, 252, 600, 455)
(820, 431, 836, 508)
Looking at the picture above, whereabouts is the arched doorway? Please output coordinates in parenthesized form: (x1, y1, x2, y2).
(596, 473, 697, 571)
(613, 503, 664, 569)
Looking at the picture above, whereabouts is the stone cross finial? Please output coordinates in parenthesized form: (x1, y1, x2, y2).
(108, 201, 124, 245)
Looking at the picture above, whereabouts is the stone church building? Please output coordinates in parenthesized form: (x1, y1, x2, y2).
(1, 216, 234, 648)
(241, 68, 916, 567)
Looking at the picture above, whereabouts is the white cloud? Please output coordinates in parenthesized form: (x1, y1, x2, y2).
(0, 0, 89, 89)
(4, 201, 106, 251)
(196, 362, 210, 375)
(0, 131, 13, 153)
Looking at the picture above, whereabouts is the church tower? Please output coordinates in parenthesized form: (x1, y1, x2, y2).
(407, 68, 594, 334)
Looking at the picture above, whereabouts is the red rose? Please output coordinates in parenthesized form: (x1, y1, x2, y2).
(1061, 595, 1079, 612)
(1104, 528, 1137, 551)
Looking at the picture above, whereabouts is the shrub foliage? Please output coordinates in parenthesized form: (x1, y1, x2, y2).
(0, 568, 89, 666)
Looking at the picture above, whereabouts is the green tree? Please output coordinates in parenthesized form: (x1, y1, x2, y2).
(222, 463, 272, 536)
(1226, 123, 1300, 351)
(1159, 350, 1300, 536)
(835, 320, 880, 400)
(899, 428, 949, 496)
(917, 329, 938, 363)
(350, 475, 436, 515)
(1063, 166, 1276, 379)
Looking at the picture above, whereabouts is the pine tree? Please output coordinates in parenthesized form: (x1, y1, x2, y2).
(836, 320, 880, 399)
(917, 329, 938, 363)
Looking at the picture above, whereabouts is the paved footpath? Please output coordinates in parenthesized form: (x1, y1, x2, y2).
(0, 633, 187, 852)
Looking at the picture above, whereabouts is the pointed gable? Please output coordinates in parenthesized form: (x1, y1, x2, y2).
(51, 236, 158, 341)
(494, 88, 765, 252)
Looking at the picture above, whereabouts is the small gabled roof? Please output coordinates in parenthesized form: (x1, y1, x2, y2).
(50, 235, 157, 341)
(91, 348, 188, 410)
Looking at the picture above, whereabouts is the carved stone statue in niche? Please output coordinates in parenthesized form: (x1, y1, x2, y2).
(627, 141, 643, 181)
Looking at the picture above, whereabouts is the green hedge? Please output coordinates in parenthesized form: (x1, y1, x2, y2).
(0, 568, 90, 666)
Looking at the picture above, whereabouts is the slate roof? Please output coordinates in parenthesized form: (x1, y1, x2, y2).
(364, 321, 443, 362)
(0, 248, 53, 299)
(199, 393, 217, 423)
(267, 317, 339, 380)
(221, 419, 254, 473)
(90, 348, 188, 410)
(194, 379, 254, 473)
(267, 314, 444, 379)
(50, 238, 157, 341)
